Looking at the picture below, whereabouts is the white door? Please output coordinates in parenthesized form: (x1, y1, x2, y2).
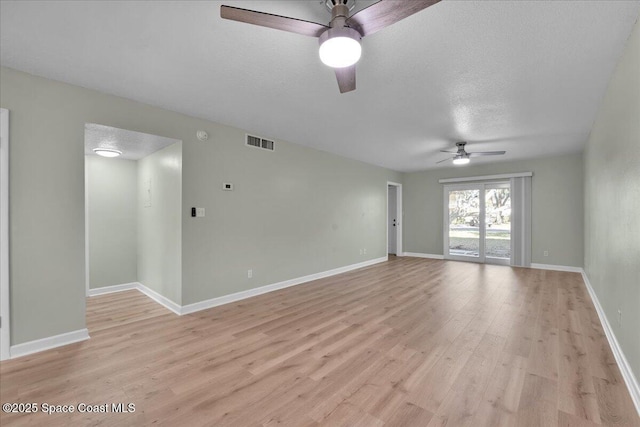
(0, 108, 9, 360)
(388, 185, 397, 255)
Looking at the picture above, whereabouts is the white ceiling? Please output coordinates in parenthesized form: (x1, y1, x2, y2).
(85, 123, 180, 160)
(2, 1, 639, 172)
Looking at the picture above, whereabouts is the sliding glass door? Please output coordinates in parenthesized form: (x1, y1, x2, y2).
(446, 187, 481, 260)
(445, 182, 511, 265)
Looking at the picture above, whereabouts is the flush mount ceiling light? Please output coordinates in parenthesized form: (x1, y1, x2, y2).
(318, 27, 362, 68)
(93, 148, 122, 158)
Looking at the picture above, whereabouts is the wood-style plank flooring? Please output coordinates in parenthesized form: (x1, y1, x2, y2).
(1, 257, 638, 426)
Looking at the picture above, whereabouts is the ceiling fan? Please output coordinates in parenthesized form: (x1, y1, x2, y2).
(437, 142, 506, 165)
(220, 0, 441, 93)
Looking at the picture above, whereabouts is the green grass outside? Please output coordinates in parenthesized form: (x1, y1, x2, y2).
(449, 231, 511, 258)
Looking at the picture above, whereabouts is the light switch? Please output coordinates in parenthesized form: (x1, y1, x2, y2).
(196, 208, 205, 217)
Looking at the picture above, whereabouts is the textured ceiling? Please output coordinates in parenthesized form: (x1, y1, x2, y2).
(2, 1, 639, 172)
(85, 123, 180, 160)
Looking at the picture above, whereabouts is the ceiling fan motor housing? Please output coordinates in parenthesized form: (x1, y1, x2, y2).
(328, 3, 352, 29)
(324, 0, 356, 13)
(319, 26, 362, 45)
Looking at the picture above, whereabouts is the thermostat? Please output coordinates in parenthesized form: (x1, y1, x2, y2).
(223, 183, 234, 191)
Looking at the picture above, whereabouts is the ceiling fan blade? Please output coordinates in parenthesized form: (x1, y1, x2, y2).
(335, 65, 356, 93)
(220, 5, 329, 38)
(440, 150, 458, 153)
(436, 157, 453, 164)
(468, 151, 507, 157)
(346, 0, 441, 37)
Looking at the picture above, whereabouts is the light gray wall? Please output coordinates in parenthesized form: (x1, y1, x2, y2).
(2, 68, 86, 344)
(584, 19, 639, 381)
(138, 143, 182, 304)
(181, 135, 398, 304)
(0, 66, 400, 344)
(86, 156, 137, 289)
(403, 153, 584, 267)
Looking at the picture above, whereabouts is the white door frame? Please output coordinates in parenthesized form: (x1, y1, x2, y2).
(1, 108, 10, 360)
(443, 181, 511, 266)
(84, 152, 90, 297)
(386, 181, 403, 257)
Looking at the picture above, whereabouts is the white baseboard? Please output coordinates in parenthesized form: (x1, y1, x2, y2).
(402, 256, 581, 272)
(581, 270, 640, 416)
(403, 252, 445, 260)
(8, 282, 180, 359)
(85, 258, 388, 317)
(88, 282, 181, 315)
(10, 329, 89, 359)
(87, 282, 137, 296)
(181, 256, 388, 315)
(136, 283, 182, 315)
(530, 263, 583, 273)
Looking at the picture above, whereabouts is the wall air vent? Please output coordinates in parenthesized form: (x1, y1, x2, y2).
(246, 134, 275, 151)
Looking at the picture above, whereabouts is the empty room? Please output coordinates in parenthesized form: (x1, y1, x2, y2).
(0, 1, 639, 426)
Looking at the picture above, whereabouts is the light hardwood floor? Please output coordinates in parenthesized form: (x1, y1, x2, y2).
(1, 257, 638, 426)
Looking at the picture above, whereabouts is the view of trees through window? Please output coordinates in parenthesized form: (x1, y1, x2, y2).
(448, 186, 511, 259)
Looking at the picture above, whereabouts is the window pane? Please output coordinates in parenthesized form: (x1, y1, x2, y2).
(485, 187, 511, 259)
(448, 189, 480, 257)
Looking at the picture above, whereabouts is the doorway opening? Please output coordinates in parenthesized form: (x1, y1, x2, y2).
(387, 182, 402, 257)
(84, 124, 182, 327)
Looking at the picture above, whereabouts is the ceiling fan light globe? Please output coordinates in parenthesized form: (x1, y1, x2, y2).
(318, 27, 362, 68)
(319, 37, 361, 68)
(452, 157, 470, 165)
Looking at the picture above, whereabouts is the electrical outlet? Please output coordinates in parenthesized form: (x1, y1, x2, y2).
(196, 207, 205, 217)
(617, 309, 622, 325)
(363, 248, 367, 254)
(248, 269, 253, 279)
(543, 250, 549, 257)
